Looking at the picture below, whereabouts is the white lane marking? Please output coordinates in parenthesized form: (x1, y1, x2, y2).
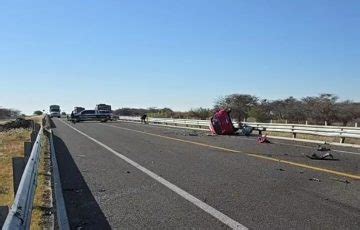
(58, 119, 248, 230)
(332, 149, 360, 156)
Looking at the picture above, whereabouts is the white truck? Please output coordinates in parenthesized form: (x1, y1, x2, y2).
(49, 105, 61, 118)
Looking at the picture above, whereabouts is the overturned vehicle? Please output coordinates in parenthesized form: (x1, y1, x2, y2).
(209, 109, 253, 136)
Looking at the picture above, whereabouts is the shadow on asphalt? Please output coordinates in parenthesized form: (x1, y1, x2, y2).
(53, 135, 111, 229)
(49, 118, 56, 128)
(0, 206, 9, 228)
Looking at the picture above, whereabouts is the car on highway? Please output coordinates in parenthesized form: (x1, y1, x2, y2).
(72, 109, 111, 123)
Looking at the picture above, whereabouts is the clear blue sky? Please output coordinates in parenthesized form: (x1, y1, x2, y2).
(0, 0, 359, 115)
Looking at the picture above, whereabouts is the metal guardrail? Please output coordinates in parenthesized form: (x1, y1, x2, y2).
(2, 128, 43, 230)
(118, 116, 360, 143)
(241, 122, 360, 142)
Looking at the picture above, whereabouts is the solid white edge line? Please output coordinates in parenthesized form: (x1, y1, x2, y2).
(58, 119, 248, 230)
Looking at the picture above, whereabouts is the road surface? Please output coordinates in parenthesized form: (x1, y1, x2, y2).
(51, 118, 360, 229)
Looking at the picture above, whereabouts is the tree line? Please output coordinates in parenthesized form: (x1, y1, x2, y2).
(3, 93, 360, 126)
(215, 93, 360, 125)
(114, 93, 360, 126)
(113, 107, 213, 120)
(0, 107, 20, 119)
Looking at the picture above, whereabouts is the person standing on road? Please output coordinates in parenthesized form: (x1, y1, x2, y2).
(141, 114, 147, 124)
(70, 111, 76, 124)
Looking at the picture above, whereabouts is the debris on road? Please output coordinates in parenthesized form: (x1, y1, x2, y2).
(330, 178, 351, 184)
(317, 143, 331, 151)
(277, 168, 286, 172)
(242, 125, 253, 136)
(306, 152, 338, 160)
(188, 133, 198, 136)
(126, 170, 131, 174)
(309, 178, 321, 182)
(257, 134, 271, 144)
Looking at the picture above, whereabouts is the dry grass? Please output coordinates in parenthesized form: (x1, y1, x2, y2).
(0, 120, 11, 125)
(27, 115, 43, 125)
(30, 133, 52, 229)
(0, 128, 31, 206)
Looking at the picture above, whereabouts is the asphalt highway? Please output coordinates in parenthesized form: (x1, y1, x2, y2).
(51, 118, 360, 229)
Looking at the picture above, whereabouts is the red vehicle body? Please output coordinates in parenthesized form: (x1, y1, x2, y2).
(209, 109, 237, 135)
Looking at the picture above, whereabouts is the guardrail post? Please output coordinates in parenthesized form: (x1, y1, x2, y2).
(355, 122, 358, 127)
(30, 132, 37, 147)
(12, 157, 25, 196)
(292, 125, 296, 139)
(340, 128, 345, 143)
(340, 137, 345, 143)
(325, 121, 328, 126)
(24, 141, 32, 164)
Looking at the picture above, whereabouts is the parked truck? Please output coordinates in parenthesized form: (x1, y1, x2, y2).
(49, 105, 61, 118)
(95, 103, 118, 120)
(95, 104, 111, 112)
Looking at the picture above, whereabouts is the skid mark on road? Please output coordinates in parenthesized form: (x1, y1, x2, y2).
(104, 124, 360, 180)
(59, 119, 248, 230)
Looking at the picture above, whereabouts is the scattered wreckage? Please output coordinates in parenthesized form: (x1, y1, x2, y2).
(209, 109, 238, 135)
(306, 143, 338, 161)
(209, 109, 268, 144)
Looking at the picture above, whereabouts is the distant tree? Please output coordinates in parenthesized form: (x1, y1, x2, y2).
(0, 107, 20, 119)
(335, 101, 360, 126)
(33, 110, 43, 116)
(277, 97, 306, 123)
(61, 112, 67, 115)
(214, 94, 258, 121)
(302, 94, 338, 124)
(159, 108, 174, 118)
(248, 100, 271, 122)
(113, 108, 148, 116)
(111, 93, 360, 126)
(189, 108, 212, 119)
